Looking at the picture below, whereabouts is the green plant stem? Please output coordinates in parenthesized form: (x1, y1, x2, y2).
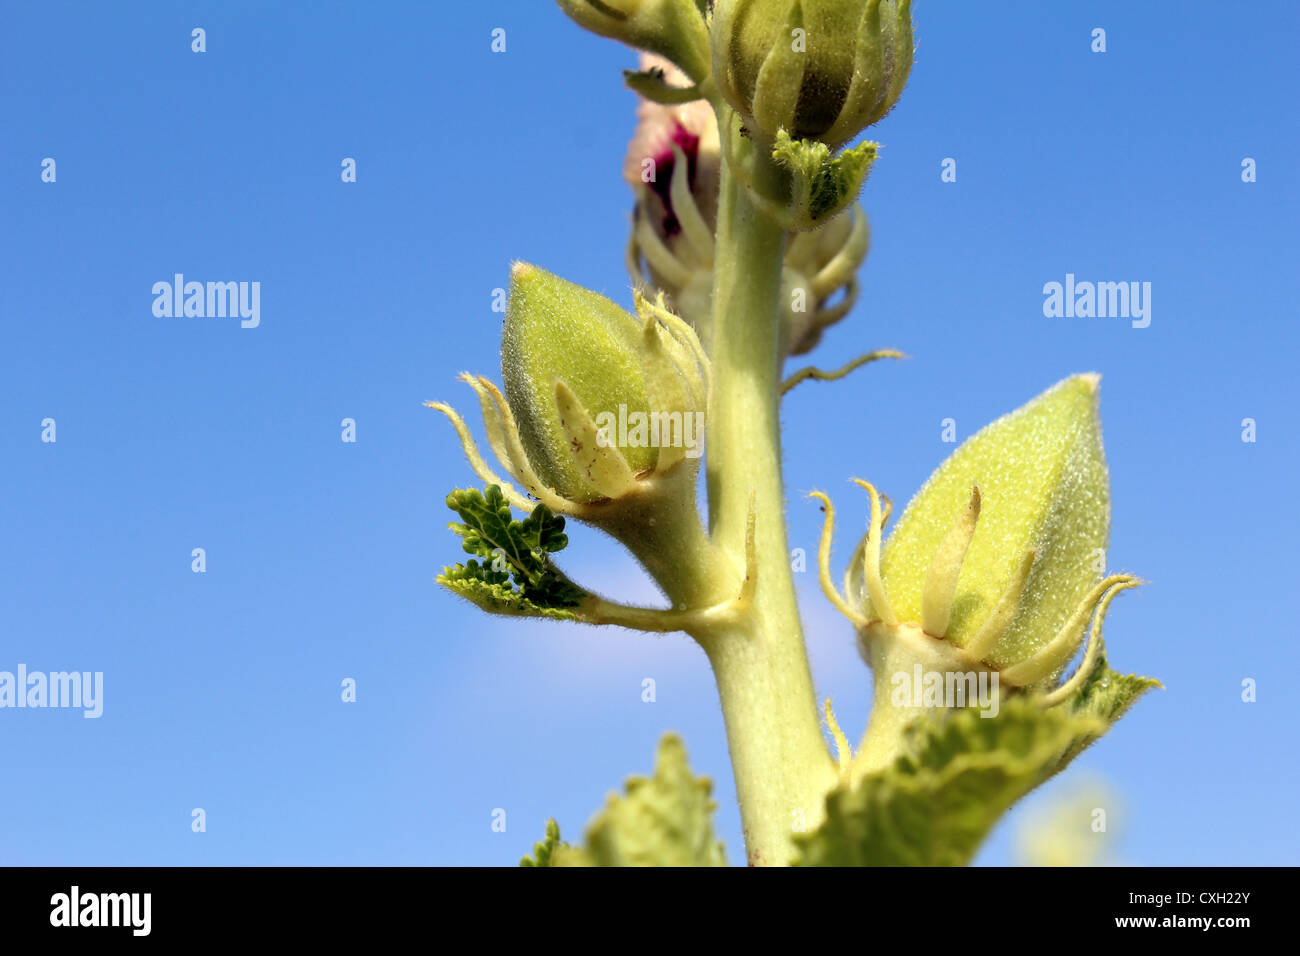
(599, 466, 727, 610)
(852, 625, 1002, 784)
(855, 644, 922, 779)
(697, 127, 836, 867)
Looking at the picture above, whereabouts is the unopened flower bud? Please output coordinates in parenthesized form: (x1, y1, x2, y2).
(503, 263, 658, 501)
(711, 0, 914, 147)
(448, 264, 710, 509)
(810, 376, 1150, 783)
(830, 375, 1139, 697)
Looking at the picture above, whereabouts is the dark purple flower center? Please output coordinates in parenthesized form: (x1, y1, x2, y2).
(648, 123, 700, 237)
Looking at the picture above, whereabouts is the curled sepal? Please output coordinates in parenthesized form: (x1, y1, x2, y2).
(438, 486, 587, 620)
(559, 0, 711, 83)
(548, 734, 728, 867)
(623, 66, 704, 104)
(770, 131, 879, 228)
(795, 697, 1106, 867)
(820, 0, 914, 146)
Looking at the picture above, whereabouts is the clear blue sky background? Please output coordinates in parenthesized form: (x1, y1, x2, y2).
(2, 1, 1296, 866)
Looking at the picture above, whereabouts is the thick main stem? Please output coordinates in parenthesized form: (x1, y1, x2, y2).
(700, 140, 836, 866)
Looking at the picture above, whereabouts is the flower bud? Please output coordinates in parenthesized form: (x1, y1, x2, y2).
(503, 263, 658, 501)
(433, 264, 708, 511)
(431, 266, 707, 513)
(711, 0, 914, 147)
(875, 375, 1109, 670)
(780, 204, 870, 354)
(828, 375, 1139, 695)
(624, 55, 721, 328)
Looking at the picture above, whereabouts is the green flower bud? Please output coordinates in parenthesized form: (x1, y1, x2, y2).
(433, 263, 707, 510)
(711, 0, 914, 147)
(879, 374, 1111, 670)
(503, 263, 657, 501)
(559, 0, 712, 83)
(430, 265, 707, 514)
(816, 375, 1139, 698)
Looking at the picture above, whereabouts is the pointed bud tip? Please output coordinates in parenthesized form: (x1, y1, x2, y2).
(1075, 372, 1102, 393)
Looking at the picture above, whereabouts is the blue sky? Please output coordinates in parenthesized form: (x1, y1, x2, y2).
(1, 1, 1296, 866)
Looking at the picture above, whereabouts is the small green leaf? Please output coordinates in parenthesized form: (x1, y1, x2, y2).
(796, 697, 1105, 866)
(520, 819, 568, 867)
(439, 485, 587, 619)
(439, 566, 582, 621)
(553, 733, 727, 867)
(1047, 647, 1161, 776)
(771, 130, 878, 226)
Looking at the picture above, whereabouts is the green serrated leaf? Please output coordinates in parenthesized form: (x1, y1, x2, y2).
(520, 819, 568, 867)
(439, 485, 587, 619)
(1048, 648, 1161, 776)
(554, 734, 727, 867)
(796, 698, 1105, 866)
(809, 140, 879, 222)
(439, 568, 581, 621)
(771, 130, 879, 226)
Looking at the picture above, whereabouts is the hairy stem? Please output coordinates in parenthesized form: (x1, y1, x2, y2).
(852, 624, 1002, 785)
(855, 643, 923, 780)
(698, 116, 836, 866)
(599, 465, 730, 610)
